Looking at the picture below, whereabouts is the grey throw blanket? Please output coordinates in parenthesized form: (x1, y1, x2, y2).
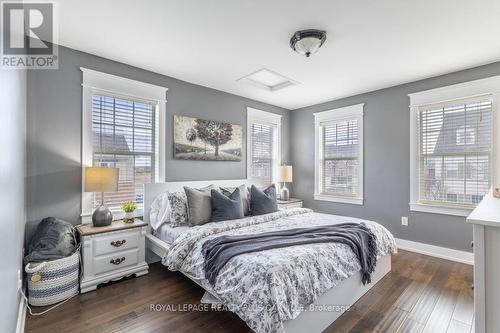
(202, 222, 377, 287)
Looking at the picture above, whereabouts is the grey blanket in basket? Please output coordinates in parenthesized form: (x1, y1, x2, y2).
(24, 217, 77, 264)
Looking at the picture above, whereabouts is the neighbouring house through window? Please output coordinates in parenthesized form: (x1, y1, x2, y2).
(247, 107, 282, 187)
(409, 76, 499, 216)
(314, 103, 364, 205)
(81, 68, 166, 221)
(92, 94, 156, 211)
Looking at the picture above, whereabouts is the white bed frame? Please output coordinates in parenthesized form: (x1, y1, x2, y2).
(144, 179, 391, 333)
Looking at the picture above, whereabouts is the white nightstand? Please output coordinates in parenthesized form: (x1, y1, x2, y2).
(76, 219, 149, 293)
(277, 198, 303, 210)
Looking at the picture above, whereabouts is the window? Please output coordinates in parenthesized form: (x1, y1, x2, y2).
(417, 99, 492, 208)
(247, 108, 282, 186)
(314, 104, 364, 205)
(409, 76, 500, 216)
(92, 94, 156, 210)
(81, 68, 167, 222)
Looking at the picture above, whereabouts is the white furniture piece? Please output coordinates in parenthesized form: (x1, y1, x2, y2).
(467, 191, 500, 333)
(277, 197, 303, 210)
(143, 179, 391, 333)
(77, 219, 149, 293)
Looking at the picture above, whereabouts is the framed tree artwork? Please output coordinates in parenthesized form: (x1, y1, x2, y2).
(174, 115, 243, 161)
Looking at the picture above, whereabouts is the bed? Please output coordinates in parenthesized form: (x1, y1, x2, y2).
(144, 179, 396, 333)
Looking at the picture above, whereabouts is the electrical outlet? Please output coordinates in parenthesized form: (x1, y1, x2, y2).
(17, 269, 22, 291)
(401, 216, 409, 226)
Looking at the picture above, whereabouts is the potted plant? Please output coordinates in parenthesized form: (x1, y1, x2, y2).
(121, 201, 138, 223)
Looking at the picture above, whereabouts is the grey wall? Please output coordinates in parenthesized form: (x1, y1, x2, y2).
(27, 44, 500, 252)
(0, 69, 27, 332)
(26, 46, 290, 240)
(291, 61, 500, 252)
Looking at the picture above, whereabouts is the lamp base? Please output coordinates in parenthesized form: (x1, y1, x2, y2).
(92, 205, 113, 227)
(280, 184, 290, 201)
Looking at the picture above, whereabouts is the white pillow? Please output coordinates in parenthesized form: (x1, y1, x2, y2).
(149, 192, 171, 231)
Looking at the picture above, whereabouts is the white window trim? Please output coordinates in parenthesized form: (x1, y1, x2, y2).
(81, 67, 167, 223)
(409, 75, 500, 217)
(246, 107, 282, 186)
(314, 103, 364, 205)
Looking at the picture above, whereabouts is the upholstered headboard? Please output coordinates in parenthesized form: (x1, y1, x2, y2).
(143, 179, 253, 226)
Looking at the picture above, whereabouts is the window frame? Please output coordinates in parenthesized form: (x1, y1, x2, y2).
(246, 107, 282, 187)
(314, 103, 364, 205)
(81, 68, 167, 223)
(409, 75, 500, 217)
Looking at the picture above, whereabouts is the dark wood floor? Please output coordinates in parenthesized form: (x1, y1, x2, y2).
(26, 250, 473, 333)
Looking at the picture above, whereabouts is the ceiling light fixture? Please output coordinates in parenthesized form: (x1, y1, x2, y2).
(290, 29, 327, 57)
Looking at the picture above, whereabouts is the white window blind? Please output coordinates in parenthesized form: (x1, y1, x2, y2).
(92, 94, 157, 211)
(314, 104, 364, 205)
(319, 119, 360, 196)
(250, 122, 278, 186)
(417, 98, 492, 207)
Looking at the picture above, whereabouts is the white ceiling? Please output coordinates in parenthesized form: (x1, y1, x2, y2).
(55, 0, 500, 110)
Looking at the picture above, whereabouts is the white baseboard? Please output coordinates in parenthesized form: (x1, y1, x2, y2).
(396, 238, 474, 265)
(16, 294, 26, 333)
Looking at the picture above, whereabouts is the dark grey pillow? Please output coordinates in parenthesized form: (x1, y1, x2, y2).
(211, 188, 244, 222)
(184, 185, 215, 226)
(250, 184, 278, 216)
(220, 185, 250, 216)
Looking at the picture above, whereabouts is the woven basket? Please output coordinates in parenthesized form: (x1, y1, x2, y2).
(25, 249, 80, 307)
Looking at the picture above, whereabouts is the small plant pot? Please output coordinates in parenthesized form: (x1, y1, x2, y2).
(123, 211, 135, 223)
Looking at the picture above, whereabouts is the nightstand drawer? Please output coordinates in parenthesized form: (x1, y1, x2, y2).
(93, 249, 139, 275)
(93, 231, 139, 257)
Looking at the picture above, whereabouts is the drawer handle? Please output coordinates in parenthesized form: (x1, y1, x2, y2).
(110, 257, 126, 265)
(110, 240, 126, 247)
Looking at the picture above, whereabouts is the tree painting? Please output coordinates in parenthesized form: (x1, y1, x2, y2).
(174, 115, 242, 161)
(185, 128, 197, 152)
(194, 119, 233, 156)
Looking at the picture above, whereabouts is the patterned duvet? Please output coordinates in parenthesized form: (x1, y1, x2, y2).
(162, 208, 397, 333)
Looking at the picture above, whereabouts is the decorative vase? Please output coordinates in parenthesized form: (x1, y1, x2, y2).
(280, 183, 290, 201)
(92, 205, 113, 227)
(124, 211, 135, 223)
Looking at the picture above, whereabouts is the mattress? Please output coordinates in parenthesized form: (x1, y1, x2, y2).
(154, 223, 190, 244)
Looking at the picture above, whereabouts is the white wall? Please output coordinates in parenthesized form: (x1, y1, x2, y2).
(0, 69, 27, 332)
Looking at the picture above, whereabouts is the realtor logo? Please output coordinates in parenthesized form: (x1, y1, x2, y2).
(1, 1, 58, 69)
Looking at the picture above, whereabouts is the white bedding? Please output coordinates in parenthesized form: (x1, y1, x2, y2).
(154, 223, 190, 244)
(162, 208, 397, 333)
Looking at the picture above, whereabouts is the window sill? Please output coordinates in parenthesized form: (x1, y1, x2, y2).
(409, 202, 473, 217)
(314, 194, 363, 205)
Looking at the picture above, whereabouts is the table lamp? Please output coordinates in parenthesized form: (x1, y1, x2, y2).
(278, 165, 293, 201)
(84, 167, 119, 226)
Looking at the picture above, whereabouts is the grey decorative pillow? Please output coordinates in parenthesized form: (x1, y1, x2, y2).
(220, 185, 250, 216)
(168, 191, 188, 228)
(211, 188, 244, 222)
(250, 184, 278, 216)
(184, 185, 215, 226)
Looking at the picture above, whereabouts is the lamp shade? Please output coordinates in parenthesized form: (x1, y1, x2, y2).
(84, 167, 119, 192)
(278, 165, 293, 183)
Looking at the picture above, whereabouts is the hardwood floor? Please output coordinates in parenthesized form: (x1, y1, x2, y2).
(25, 250, 473, 333)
